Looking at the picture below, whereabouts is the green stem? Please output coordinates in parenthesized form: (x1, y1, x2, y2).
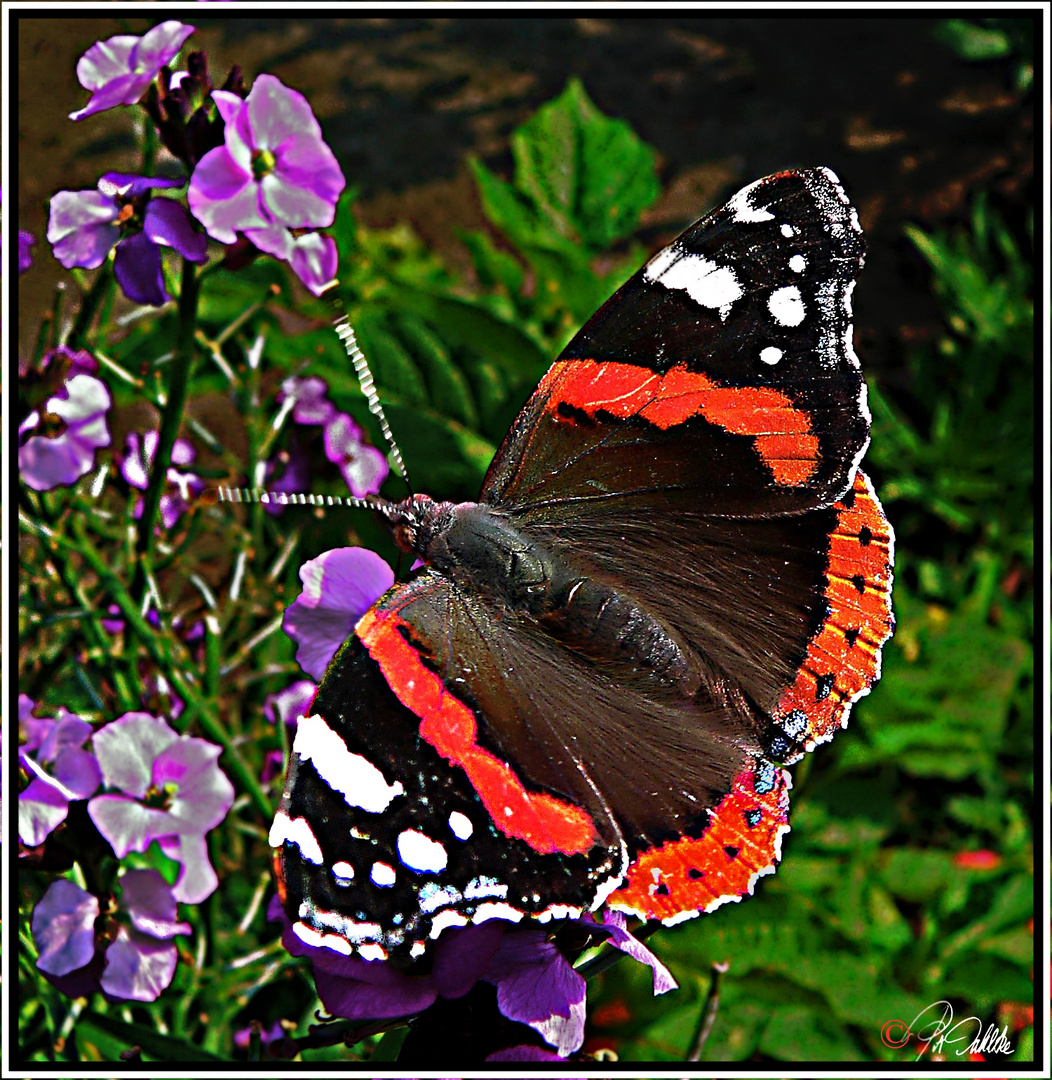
(20, 510, 274, 822)
(135, 257, 199, 585)
(66, 264, 115, 351)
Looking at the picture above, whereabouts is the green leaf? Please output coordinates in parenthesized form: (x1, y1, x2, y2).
(511, 78, 660, 250)
(78, 1012, 225, 1062)
(392, 312, 479, 429)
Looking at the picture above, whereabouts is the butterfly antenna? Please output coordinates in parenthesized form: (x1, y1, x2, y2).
(205, 487, 387, 513)
(333, 313, 412, 494)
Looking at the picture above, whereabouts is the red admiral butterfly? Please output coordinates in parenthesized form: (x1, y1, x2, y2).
(270, 167, 894, 962)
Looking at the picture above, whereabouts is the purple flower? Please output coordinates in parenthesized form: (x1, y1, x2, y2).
(233, 1020, 295, 1058)
(271, 895, 505, 1019)
(87, 713, 234, 904)
(263, 680, 316, 728)
(279, 375, 335, 426)
(121, 431, 203, 528)
(188, 73, 345, 244)
(324, 412, 389, 499)
(18, 696, 102, 847)
(70, 21, 195, 121)
(33, 871, 191, 1002)
(48, 174, 207, 306)
(282, 547, 394, 680)
(19, 230, 36, 274)
(19, 356, 111, 490)
(270, 897, 674, 1057)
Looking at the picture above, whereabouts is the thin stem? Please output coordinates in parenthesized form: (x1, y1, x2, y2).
(686, 960, 729, 1062)
(135, 256, 199, 586)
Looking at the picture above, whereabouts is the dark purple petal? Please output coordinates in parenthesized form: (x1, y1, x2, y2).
(114, 231, 169, 306)
(143, 198, 207, 262)
(27, 708, 94, 762)
(98, 173, 184, 200)
(483, 930, 587, 1056)
(120, 869, 191, 939)
(19, 230, 36, 274)
(19, 373, 112, 491)
(263, 680, 316, 727)
(92, 713, 179, 796)
(324, 413, 389, 498)
(288, 232, 338, 297)
(70, 21, 195, 121)
(486, 1045, 570, 1062)
(47, 189, 120, 269)
(429, 921, 506, 999)
(33, 879, 100, 976)
(53, 747, 103, 800)
(312, 967, 439, 1021)
(283, 547, 394, 679)
(99, 926, 178, 1001)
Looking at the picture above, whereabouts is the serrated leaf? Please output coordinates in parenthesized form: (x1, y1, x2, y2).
(511, 78, 659, 251)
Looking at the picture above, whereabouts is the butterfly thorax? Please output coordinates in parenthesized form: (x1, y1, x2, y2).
(384, 496, 699, 694)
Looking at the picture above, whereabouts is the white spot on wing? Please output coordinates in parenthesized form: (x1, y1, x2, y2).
(397, 829, 448, 873)
(781, 223, 796, 238)
(789, 254, 807, 273)
(464, 876, 508, 900)
(269, 811, 323, 864)
(420, 881, 462, 912)
(760, 346, 783, 365)
(430, 909, 469, 937)
(644, 249, 743, 320)
(293, 713, 404, 812)
(370, 861, 396, 887)
(727, 177, 776, 223)
(448, 811, 473, 840)
(768, 285, 806, 327)
(293, 921, 352, 955)
(331, 860, 355, 885)
(473, 901, 525, 926)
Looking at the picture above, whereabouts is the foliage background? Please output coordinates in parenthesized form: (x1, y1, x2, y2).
(16, 14, 1037, 1066)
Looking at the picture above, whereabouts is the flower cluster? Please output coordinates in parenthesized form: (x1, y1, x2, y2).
(266, 376, 388, 511)
(20, 701, 233, 1001)
(50, 21, 345, 304)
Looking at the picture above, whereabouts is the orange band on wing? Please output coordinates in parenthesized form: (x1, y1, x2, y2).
(774, 468, 895, 744)
(541, 359, 819, 486)
(356, 608, 596, 856)
(608, 759, 790, 921)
